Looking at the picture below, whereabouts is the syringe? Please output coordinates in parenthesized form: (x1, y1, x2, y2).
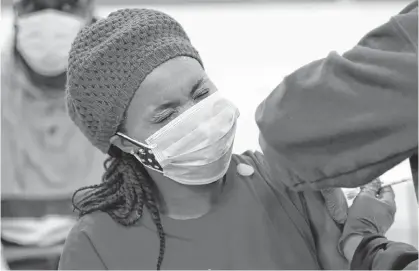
(344, 178, 412, 201)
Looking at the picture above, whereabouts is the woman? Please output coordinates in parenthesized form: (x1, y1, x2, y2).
(58, 8, 383, 270)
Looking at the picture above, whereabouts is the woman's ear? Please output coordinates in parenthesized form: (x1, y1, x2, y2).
(109, 135, 133, 154)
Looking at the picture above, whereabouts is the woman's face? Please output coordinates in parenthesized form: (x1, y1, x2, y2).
(122, 56, 217, 145)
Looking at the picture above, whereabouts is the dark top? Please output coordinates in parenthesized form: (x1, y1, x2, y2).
(59, 151, 348, 270)
(351, 234, 418, 270)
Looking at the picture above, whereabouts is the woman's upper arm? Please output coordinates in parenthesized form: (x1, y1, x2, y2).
(301, 190, 350, 270)
(59, 228, 106, 270)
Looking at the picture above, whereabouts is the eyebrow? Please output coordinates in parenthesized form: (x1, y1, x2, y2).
(153, 77, 205, 112)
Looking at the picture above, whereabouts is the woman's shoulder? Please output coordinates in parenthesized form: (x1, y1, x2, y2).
(74, 211, 114, 229)
(60, 212, 115, 269)
(232, 150, 305, 208)
(64, 211, 164, 269)
(60, 212, 158, 270)
(232, 150, 265, 168)
(68, 211, 148, 241)
(232, 150, 278, 186)
(65, 212, 117, 243)
(69, 210, 159, 247)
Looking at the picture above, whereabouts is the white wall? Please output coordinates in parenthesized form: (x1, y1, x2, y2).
(1, 1, 417, 247)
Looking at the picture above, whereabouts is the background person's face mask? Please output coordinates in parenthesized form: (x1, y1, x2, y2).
(117, 91, 240, 185)
(15, 9, 85, 76)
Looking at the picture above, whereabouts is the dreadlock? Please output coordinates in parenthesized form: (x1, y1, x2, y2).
(72, 145, 166, 270)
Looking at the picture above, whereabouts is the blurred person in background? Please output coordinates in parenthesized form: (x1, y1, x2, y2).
(256, 0, 418, 270)
(57, 8, 397, 270)
(1, 0, 104, 269)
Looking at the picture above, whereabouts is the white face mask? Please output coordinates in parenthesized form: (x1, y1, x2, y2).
(15, 9, 85, 76)
(117, 91, 240, 185)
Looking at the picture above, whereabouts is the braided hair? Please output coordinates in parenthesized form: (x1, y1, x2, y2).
(72, 144, 166, 270)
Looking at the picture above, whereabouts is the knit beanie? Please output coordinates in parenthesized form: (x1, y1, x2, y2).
(66, 8, 202, 154)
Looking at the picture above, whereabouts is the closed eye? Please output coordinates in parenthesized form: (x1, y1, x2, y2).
(151, 108, 177, 124)
(193, 88, 210, 100)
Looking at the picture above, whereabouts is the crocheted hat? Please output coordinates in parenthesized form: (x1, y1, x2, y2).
(66, 8, 202, 154)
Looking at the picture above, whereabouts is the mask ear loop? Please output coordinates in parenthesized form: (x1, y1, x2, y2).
(116, 132, 157, 149)
(130, 150, 163, 173)
(116, 132, 163, 173)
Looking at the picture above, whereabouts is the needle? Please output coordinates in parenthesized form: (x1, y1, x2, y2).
(344, 178, 412, 200)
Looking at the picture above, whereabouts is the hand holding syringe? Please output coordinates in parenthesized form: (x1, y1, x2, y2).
(344, 178, 412, 201)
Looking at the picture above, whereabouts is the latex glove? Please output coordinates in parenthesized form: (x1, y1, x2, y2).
(338, 179, 396, 255)
(321, 188, 348, 225)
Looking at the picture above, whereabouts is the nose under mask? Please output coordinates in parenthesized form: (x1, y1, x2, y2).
(118, 91, 240, 185)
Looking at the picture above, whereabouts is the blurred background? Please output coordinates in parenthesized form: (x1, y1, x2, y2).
(1, 0, 417, 269)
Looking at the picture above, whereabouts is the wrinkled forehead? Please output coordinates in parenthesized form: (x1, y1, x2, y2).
(14, 0, 93, 17)
(131, 57, 205, 106)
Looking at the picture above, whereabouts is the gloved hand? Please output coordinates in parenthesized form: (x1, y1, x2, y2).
(338, 179, 396, 255)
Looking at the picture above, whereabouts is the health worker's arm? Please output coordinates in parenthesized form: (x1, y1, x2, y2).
(344, 234, 418, 270)
(255, 1, 418, 191)
(58, 227, 107, 270)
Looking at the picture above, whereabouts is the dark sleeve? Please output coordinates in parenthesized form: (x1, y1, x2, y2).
(351, 234, 418, 270)
(58, 228, 107, 270)
(255, 2, 418, 191)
